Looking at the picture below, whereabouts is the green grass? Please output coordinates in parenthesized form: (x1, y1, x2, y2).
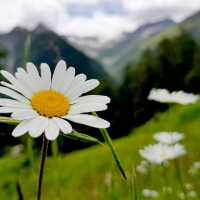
(1, 102, 200, 199)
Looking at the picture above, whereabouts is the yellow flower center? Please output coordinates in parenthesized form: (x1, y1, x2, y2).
(31, 90, 70, 118)
(160, 153, 169, 158)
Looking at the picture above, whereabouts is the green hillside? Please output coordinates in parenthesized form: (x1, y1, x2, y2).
(1, 101, 200, 199)
(109, 11, 200, 80)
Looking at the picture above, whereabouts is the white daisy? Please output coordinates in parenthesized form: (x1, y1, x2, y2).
(0, 60, 110, 140)
(148, 88, 199, 105)
(153, 132, 185, 144)
(139, 143, 187, 164)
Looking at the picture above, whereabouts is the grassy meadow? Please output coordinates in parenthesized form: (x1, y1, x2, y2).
(0, 101, 200, 199)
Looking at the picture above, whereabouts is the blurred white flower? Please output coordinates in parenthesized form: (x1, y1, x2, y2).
(153, 132, 185, 144)
(142, 189, 151, 197)
(105, 172, 112, 187)
(139, 143, 187, 164)
(188, 191, 196, 198)
(136, 165, 148, 174)
(148, 88, 199, 105)
(10, 144, 24, 157)
(179, 192, 185, 199)
(142, 189, 159, 198)
(163, 160, 170, 167)
(188, 168, 196, 175)
(91, 189, 99, 198)
(141, 160, 149, 167)
(185, 183, 193, 190)
(188, 161, 200, 175)
(193, 162, 200, 169)
(163, 186, 172, 193)
(151, 190, 159, 198)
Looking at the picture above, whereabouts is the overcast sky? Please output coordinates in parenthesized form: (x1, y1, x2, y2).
(0, 0, 200, 38)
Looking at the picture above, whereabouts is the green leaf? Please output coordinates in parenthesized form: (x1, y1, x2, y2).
(61, 130, 105, 146)
(92, 112, 127, 180)
(0, 117, 21, 125)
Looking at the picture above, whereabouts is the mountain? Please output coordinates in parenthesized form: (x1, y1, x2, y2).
(64, 19, 174, 65)
(0, 26, 113, 83)
(109, 11, 200, 80)
(64, 36, 108, 58)
(98, 19, 174, 60)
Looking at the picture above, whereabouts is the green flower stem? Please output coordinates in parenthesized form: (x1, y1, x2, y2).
(132, 165, 137, 200)
(174, 159, 188, 200)
(92, 112, 127, 180)
(37, 133, 49, 200)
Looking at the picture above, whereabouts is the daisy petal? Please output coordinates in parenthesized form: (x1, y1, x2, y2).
(12, 119, 34, 137)
(67, 79, 99, 101)
(59, 67, 75, 94)
(0, 99, 31, 108)
(51, 60, 66, 91)
(68, 103, 107, 114)
(0, 87, 30, 104)
(17, 68, 38, 93)
(1, 70, 32, 99)
(0, 107, 27, 113)
(29, 116, 49, 138)
(41, 63, 51, 90)
(45, 118, 59, 140)
(53, 117, 72, 134)
(1, 81, 19, 92)
(62, 114, 110, 128)
(70, 95, 110, 105)
(12, 109, 39, 120)
(64, 74, 86, 97)
(15, 73, 36, 96)
(26, 62, 44, 91)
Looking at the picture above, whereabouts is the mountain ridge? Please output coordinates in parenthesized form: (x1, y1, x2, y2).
(106, 10, 200, 80)
(0, 26, 113, 83)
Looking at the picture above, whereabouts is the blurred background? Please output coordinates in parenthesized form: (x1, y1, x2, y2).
(1, 0, 200, 199)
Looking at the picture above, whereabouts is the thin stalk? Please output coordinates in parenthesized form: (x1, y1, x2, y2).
(174, 159, 188, 200)
(16, 181, 23, 200)
(161, 164, 169, 199)
(37, 133, 49, 200)
(92, 112, 127, 181)
(131, 165, 137, 200)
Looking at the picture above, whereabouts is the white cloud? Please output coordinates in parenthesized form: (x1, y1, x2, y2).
(58, 11, 136, 38)
(0, 0, 200, 38)
(62, 0, 100, 5)
(123, 0, 200, 22)
(0, 0, 65, 32)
